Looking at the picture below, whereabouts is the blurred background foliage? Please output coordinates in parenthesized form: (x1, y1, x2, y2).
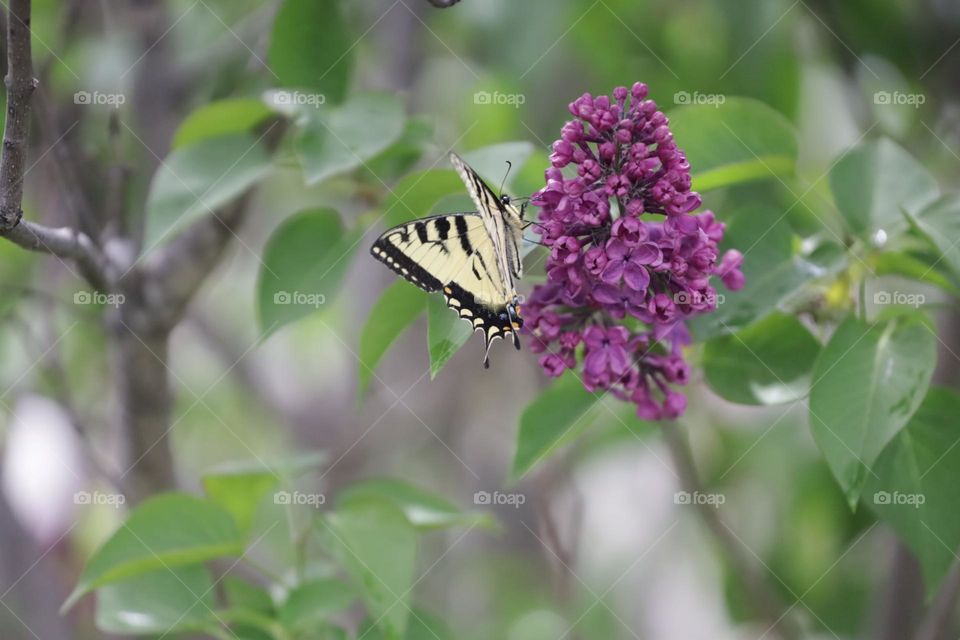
(1, 0, 960, 639)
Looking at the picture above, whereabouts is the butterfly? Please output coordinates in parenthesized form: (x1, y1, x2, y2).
(370, 152, 526, 368)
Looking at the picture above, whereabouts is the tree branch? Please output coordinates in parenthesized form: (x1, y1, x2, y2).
(3, 219, 111, 290)
(0, 0, 111, 293)
(0, 0, 36, 232)
(660, 423, 803, 640)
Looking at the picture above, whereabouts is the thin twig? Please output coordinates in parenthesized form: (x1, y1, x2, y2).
(0, 0, 36, 231)
(660, 423, 803, 640)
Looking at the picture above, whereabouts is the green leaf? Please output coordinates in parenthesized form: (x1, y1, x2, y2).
(907, 193, 960, 282)
(669, 98, 798, 192)
(383, 169, 463, 228)
(405, 609, 455, 640)
(873, 250, 960, 297)
(280, 578, 358, 630)
(426, 294, 473, 378)
(337, 478, 494, 531)
(268, 0, 354, 104)
(297, 93, 405, 185)
(358, 281, 426, 397)
(864, 388, 960, 594)
(689, 204, 846, 339)
(829, 138, 939, 240)
(95, 565, 215, 635)
(320, 499, 417, 640)
(809, 315, 936, 506)
(144, 134, 271, 249)
(703, 313, 820, 405)
(362, 118, 432, 181)
(512, 374, 601, 480)
(202, 467, 279, 535)
(64, 494, 244, 611)
(360, 609, 455, 640)
(223, 576, 274, 614)
(172, 99, 273, 150)
(257, 208, 360, 336)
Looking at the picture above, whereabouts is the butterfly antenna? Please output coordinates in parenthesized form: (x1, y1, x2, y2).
(498, 161, 513, 197)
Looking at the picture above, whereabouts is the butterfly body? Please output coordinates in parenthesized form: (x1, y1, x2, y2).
(370, 153, 525, 368)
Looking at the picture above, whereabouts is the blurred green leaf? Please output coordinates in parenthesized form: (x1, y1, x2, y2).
(426, 294, 473, 379)
(383, 169, 463, 228)
(358, 281, 426, 397)
(172, 99, 272, 149)
(809, 315, 936, 506)
(703, 313, 820, 405)
(257, 208, 360, 336)
(865, 388, 960, 594)
(405, 609, 455, 640)
(64, 494, 243, 611)
(906, 193, 960, 282)
(829, 138, 939, 240)
(144, 134, 271, 249)
(689, 204, 846, 339)
(363, 117, 433, 181)
(297, 93, 405, 185)
(512, 374, 600, 480)
(338, 478, 495, 531)
(268, 0, 353, 104)
(223, 576, 274, 614)
(280, 578, 358, 630)
(95, 565, 215, 635)
(873, 250, 960, 296)
(668, 97, 798, 192)
(321, 499, 417, 640)
(359, 608, 454, 640)
(202, 467, 279, 534)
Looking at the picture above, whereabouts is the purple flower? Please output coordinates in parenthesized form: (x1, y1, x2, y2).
(523, 82, 745, 420)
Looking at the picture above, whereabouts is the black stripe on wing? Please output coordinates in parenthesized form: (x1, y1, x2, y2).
(370, 237, 444, 292)
(442, 282, 523, 368)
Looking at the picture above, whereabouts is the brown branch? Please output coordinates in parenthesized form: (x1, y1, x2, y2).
(0, 0, 35, 232)
(660, 423, 803, 640)
(0, 0, 112, 293)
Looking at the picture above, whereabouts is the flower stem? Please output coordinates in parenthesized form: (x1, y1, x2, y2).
(659, 422, 803, 640)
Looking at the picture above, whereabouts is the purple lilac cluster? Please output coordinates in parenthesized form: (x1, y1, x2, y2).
(523, 83, 744, 420)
